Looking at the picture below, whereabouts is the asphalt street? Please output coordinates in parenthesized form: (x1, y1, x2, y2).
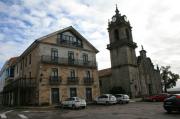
(0, 102, 180, 119)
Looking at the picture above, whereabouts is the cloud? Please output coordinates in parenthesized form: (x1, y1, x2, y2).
(0, 0, 180, 89)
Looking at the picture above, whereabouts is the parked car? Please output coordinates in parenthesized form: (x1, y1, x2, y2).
(144, 93, 169, 102)
(61, 97, 86, 109)
(95, 94, 117, 105)
(115, 94, 130, 104)
(163, 94, 180, 113)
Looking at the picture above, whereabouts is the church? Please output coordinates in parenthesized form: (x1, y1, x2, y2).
(99, 6, 162, 98)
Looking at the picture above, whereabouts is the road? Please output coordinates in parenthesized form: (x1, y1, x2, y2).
(0, 102, 180, 119)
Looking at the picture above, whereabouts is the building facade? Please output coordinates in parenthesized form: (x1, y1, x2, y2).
(99, 6, 162, 97)
(0, 57, 17, 105)
(1, 26, 100, 106)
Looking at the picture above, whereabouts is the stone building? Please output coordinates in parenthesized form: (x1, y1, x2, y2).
(0, 57, 17, 105)
(1, 26, 100, 106)
(99, 6, 162, 97)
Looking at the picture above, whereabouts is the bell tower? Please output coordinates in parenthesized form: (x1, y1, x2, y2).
(107, 5, 140, 97)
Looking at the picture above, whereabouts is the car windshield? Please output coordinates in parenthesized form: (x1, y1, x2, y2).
(167, 95, 176, 100)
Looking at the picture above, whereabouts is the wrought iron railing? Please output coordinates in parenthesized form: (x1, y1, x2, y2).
(67, 77, 79, 85)
(41, 55, 97, 68)
(83, 77, 94, 85)
(49, 76, 62, 85)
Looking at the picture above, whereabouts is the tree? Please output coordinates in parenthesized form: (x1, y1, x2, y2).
(160, 66, 179, 93)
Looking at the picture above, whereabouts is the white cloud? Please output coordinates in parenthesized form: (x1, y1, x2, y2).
(0, 0, 180, 89)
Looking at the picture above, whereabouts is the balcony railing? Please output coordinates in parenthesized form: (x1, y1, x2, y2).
(41, 55, 97, 68)
(83, 77, 94, 85)
(3, 78, 37, 92)
(67, 77, 79, 85)
(107, 38, 137, 50)
(49, 76, 62, 85)
(60, 40, 83, 48)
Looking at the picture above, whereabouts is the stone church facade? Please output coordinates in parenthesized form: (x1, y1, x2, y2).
(99, 6, 162, 98)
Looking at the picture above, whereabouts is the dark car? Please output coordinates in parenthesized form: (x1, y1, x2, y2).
(163, 94, 180, 113)
(144, 93, 169, 102)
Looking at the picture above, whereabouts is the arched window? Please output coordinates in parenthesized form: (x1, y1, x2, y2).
(114, 29, 119, 41)
(125, 29, 130, 39)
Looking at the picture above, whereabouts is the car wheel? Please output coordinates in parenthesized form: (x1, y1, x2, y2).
(72, 104, 76, 110)
(82, 106, 86, 109)
(106, 101, 109, 105)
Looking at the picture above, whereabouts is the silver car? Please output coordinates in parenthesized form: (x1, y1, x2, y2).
(62, 97, 86, 109)
(115, 94, 130, 104)
(95, 94, 117, 105)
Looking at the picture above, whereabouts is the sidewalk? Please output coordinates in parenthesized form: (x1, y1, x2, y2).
(130, 98, 143, 102)
(14, 105, 59, 110)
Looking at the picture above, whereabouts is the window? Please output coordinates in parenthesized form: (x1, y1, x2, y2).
(29, 72, 31, 78)
(114, 29, 119, 41)
(16, 64, 18, 73)
(68, 51, 74, 64)
(58, 33, 83, 47)
(70, 69, 75, 78)
(86, 70, 91, 78)
(25, 57, 27, 67)
(51, 68, 58, 78)
(70, 88, 77, 97)
(99, 80, 102, 87)
(83, 53, 88, 64)
(29, 54, 31, 64)
(125, 29, 130, 39)
(51, 48, 58, 62)
(20, 62, 22, 70)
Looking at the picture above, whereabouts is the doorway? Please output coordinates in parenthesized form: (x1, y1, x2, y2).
(51, 88, 59, 104)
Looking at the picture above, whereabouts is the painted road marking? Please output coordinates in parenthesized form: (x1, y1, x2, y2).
(0, 113, 7, 119)
(0, 110, 13, 119)
(18, 114, 28, 119)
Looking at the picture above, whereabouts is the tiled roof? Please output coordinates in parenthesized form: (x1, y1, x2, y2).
(8, 57, 18, 66)
(98, 68, 112, 77)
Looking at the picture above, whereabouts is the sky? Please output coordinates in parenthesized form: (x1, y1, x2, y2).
(0, 0, 180, 88)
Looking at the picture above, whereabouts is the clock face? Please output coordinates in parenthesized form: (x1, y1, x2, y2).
(124, 16, 128, 22)
(112, 17, 116, 22)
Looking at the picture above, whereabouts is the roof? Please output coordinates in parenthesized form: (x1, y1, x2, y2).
(7, 57, 18, 66)
(0, 57, 18, 75)
(18, 26, 99, 60)
(98, 68, 112, 77)
(37, 26, 99, 53)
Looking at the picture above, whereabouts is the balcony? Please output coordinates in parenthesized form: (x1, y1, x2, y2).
(3, 78, 37, 92)
(41, 55, 97, 68)
(67, 77, 79, 85)
(59, 34, 83, 48)
(49, 76, 62, 85)
(5, 76, 14, 86)
(60, 40, 83, 48)
(107, 38, 137, 50)
(83, 77, 94, 85)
